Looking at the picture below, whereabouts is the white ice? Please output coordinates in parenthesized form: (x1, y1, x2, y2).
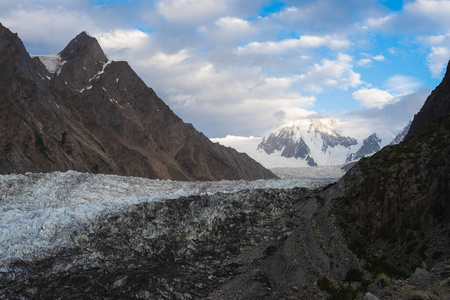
(31, 54, 66, 75)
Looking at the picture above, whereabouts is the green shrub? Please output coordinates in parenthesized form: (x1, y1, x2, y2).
(375, 273, 390, 287)
(317, 276, 335, 295)
(344, 268, 363, 282)
(328, 284, 357, 300)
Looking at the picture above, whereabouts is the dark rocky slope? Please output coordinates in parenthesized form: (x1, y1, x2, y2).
(407, 60, 450, 139)
(0, 24, 275, 181)
(333, 62, 450, 275)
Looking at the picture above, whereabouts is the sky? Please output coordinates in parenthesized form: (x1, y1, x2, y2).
(1, 0, 450, 139)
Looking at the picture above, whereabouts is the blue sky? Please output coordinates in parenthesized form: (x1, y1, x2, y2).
(1, 0, 450, 138)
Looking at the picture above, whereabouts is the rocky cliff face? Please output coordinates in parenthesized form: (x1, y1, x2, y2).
(407, 60, 450, 139)
(0, 25, 275, 181)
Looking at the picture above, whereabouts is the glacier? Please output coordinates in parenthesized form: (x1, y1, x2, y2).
(0, 171, 336, 268)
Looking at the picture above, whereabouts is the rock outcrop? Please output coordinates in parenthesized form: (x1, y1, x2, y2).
(0, 25, 276, 181)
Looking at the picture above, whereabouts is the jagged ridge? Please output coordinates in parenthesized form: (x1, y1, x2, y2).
(0, 24, 276, 181)
(257, 119, 382, 166)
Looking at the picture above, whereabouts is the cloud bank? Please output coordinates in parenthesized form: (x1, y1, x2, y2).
(0, 0, 447, 138)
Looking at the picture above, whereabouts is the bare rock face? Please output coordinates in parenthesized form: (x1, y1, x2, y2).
(346, 133, 381, 162)
(0, 25, 276, 180)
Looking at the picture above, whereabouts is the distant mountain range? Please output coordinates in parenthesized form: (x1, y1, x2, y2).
(0, 24, 275, 180)
(258, 119, 384, 167)
(214, 118, 411, 169)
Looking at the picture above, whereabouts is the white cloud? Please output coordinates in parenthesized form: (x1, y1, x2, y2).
(357, 58, 372, 67)
(156, 0, 228, 23)
(427, 46, 450, 77)
(366, 0, 450, 33)
(140, 49, 191, 68)
(344, 88, 429, 134)
(215, 16, 250, 30)
(384, 75, 422, 95)
(235, 34, 349, 55)
(96, 29, 150, 51)
(1, 7, 95, 53)
(211, 17, 256, 41)
(404, 0, 450, 29)
(352, 88, 396, 109)
(373, 54, 385, 61)
(366, 14, 395, 29)
(130, 46, 320, 135)
(418, 34, 446, 45)
(298, 54, 362, 93)
(415, 32, 450, 78)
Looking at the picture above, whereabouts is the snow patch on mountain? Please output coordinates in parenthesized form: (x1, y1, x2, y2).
(31, 54, 66, 75)
(89, 59, 112, 82)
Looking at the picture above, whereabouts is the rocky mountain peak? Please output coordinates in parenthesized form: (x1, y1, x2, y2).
(0, 25, 275, 181)
(257, 118, 381, 166)
(346, 132, 381, 162)
(406, 60, 450, 138)
(55, 32, 111, 91)
(0, 23, 39, 80)
(59, 31, 107, 63)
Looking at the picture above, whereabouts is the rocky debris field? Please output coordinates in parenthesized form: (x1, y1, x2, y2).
(0, 171, 341, 299)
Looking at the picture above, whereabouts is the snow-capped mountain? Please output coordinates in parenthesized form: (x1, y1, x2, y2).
(257, 119, 383, 166)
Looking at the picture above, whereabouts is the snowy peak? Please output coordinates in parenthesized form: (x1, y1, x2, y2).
(346, 133, 381, 162)
(258, 118, 382, 166)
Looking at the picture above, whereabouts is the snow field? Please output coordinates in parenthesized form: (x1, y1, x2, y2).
(31, 54, 66, 75)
